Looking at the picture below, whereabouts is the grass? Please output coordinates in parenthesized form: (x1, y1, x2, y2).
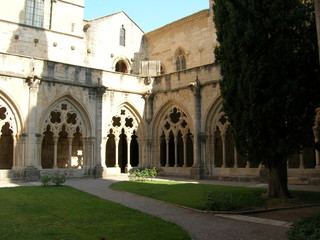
(110, 181, 320, 211)
(0, 186, 191, 240)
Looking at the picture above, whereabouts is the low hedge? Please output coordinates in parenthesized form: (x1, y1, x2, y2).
(287, 213, 320, 240)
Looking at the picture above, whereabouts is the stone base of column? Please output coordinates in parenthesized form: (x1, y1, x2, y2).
(25, 166, 40, 182)
(190, 165, 206, 180)
(94, 165, 104, 179)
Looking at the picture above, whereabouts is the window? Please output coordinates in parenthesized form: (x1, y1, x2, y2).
(175, 50, 186, 71)
(120, 25, 126, 46)
(25, 0, 44, 27)
(115, 60, 128, 73)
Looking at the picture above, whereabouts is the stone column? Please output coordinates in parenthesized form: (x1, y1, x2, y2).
(25, 76, 41, 169)
(211, 133, 216, 168)
(174, 134, 178, 167)
(12, 133, 18, 170)
(221, 132, 226, 168)
(68, 137, 73, 167)
(182, 134, 188, 167)
(165, 135, 170, 167)
(189, 77, 204, 179)
(115, 136, 119, 168)
(94, 86, 106, 174)
(126, 136, 131, 170)
(234, 146, 238, 168)
(53, 135, 59, 169)
(101, 137, 108, 168)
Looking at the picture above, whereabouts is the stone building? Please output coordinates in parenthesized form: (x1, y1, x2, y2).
(0, 0, 319, 184)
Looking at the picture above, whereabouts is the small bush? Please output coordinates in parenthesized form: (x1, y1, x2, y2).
(206, 192, 240, 211)
(40, 174, 51, 186)
(40, 172, 67, 186)
(52, 172, 66, 186)
(287, 213, 320, 240)
(128, 168, 157, 181)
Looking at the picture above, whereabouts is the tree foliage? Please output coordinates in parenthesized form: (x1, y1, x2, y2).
(213, 0, 320, 197)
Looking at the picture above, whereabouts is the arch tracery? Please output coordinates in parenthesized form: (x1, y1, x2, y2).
(159, 106, 194, 168)
(40, 99, 92, 169)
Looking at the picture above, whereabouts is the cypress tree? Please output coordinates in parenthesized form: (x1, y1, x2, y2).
(213, 0, 320, 198)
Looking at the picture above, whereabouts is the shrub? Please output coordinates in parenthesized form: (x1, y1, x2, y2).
(40, 172, 67, 187)
(128, 168, 157, 181)
(287, 213, 320, 240)
(205, 192, 240, 211)
(40, 174, 51, 186)
(52, 172, 66, 186)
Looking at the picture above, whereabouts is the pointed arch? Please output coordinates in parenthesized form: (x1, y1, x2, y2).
(39, 94, 93, 169)
(104, 102, 146, 172)
(152, 100, 194, 138)
(112, 56, 131, 74)
(174, 47, 187, 71)
(152, 100, 194, 168)
(0, 90, 24, 170)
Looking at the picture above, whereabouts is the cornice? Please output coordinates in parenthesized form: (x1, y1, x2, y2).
(144, 9, 209, 39)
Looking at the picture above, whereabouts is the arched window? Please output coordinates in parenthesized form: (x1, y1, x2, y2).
(160, 107, 194, 167)
(175, 50, 186, 71)
(115, 60, 128, 73)
(105, 108, 140, 173)
(120, 25, 126, 46)
(25, 0, 44, 27)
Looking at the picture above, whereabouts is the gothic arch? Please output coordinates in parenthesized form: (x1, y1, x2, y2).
(152, 100, 194, 168)
(39, 95, 93, 169)
(204, 97, 246, 172)
(174, 47, 187, 71)
(0, 90, 23, 169)
(112, 56, 131, 74)
(152, 100, 194, 137)
(104, 102, 146, 172)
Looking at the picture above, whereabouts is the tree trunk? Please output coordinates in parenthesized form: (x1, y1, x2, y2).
(267, 155, 291, 198)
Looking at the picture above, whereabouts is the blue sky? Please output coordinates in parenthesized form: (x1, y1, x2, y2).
(84, 0, 209, 33)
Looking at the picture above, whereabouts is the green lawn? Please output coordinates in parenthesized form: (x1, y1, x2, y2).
(0, 186, 191, 240)
(110, 181, 320, 211)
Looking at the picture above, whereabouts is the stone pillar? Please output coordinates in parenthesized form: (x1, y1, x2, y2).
(115, 136, 119, 168)
(53, 135, 59, 169)
(189, 77, 204, 179)
(182, 134, 188, 167)
(12, 133, 18, 170)
(174, 134, 178, 167)
(211, 133, 216, 168)
(68, 137, 73, 167)
(234, 146, 238, 168)
(165, 135, 170, 167)
(101, 137, 108, 168)
(221, 132, 226, 168)
(94, 86, 106, 175)
(126, 137, 131, 170)
(25, 76, 41, 169)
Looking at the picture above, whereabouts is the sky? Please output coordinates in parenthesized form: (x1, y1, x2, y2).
(84, 0, 209, 33)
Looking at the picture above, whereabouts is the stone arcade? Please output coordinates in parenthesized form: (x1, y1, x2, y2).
(0, 0, 319, 184)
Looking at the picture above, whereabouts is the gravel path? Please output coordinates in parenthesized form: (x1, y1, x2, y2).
(67, 179, 289, 240)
